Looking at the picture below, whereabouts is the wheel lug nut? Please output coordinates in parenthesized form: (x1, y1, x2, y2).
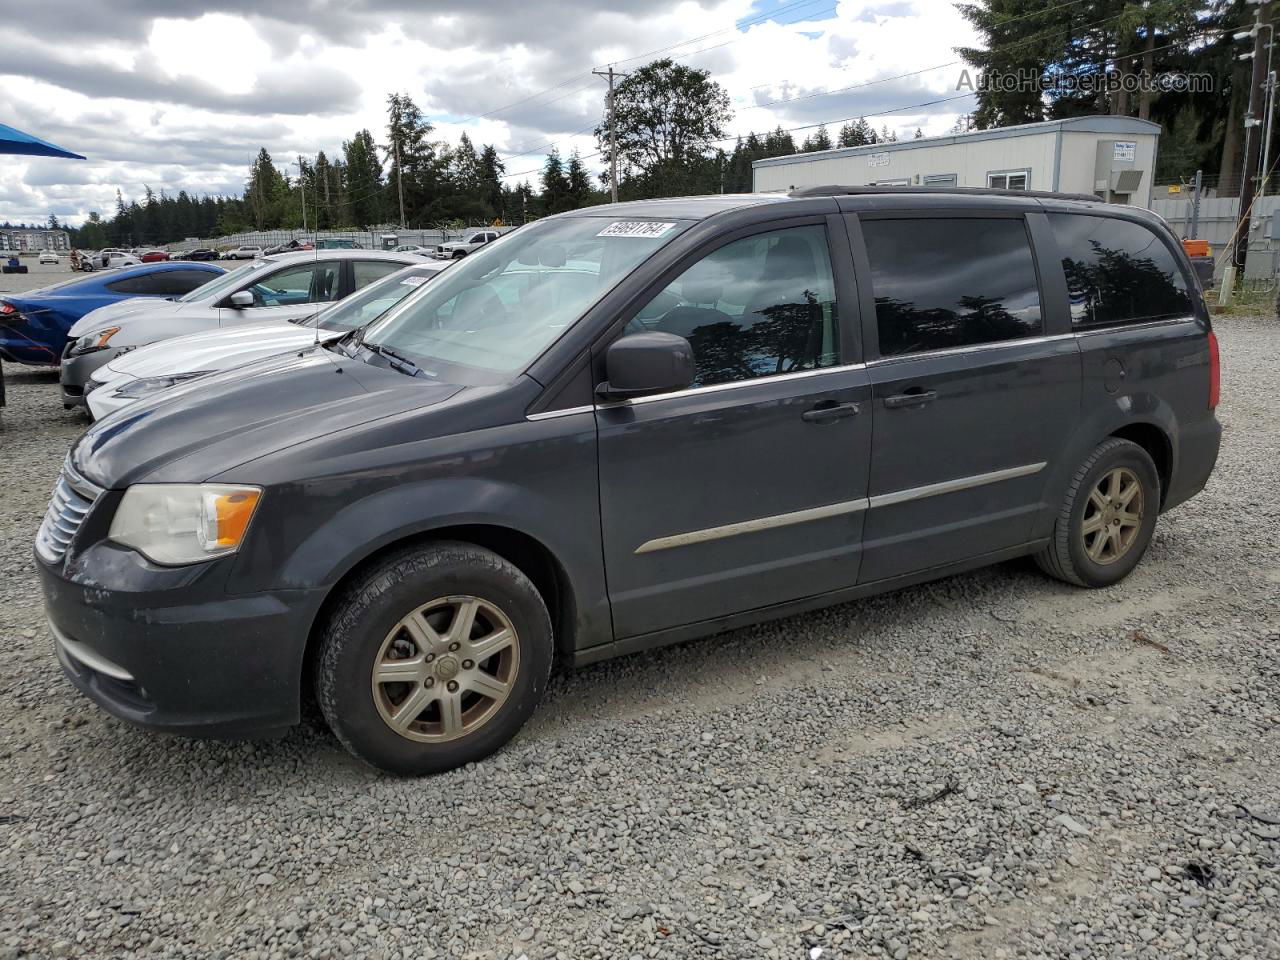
(425, 677, 435, 688)
(448, 642, 460, 652)
(425, 653, 435, 662)
(462, 659, 474, 669)
(446, 680, 459, 692)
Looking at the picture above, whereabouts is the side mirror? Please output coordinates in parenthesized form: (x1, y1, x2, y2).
(228, 290, 254, 309)
(597, 331, 695, 401)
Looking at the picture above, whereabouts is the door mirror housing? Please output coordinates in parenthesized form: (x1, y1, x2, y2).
(228, 290, 254, 309)
(598, 331, 695, 401)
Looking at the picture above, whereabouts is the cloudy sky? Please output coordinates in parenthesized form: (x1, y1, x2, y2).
(1, 0, 979, 227)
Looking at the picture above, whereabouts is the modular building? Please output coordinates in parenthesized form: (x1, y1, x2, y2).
(752, 116, 1160, 207)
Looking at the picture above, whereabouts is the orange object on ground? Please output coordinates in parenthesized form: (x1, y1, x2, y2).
(1183, 238, 1210, 258)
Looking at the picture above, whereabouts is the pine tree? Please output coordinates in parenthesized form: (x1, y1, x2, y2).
(566, 150, 593, 209)
(541, 149, 570, 214)
(478, 145, 505, 221)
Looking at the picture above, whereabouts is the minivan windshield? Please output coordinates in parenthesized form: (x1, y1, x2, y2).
(301, 265, 442, 332)
(358, 216, 688, 378)
(177, 260, 268, 302)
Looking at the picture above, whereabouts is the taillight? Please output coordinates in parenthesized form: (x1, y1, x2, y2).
(1208, 330, 1220, 409)
(0, 301, 15, 315)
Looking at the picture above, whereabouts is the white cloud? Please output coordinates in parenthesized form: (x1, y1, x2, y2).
(0, 0, 978, 226)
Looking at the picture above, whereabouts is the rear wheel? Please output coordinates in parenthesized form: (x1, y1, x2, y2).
(1035, 438, 1160, 588)
(315, 542, 553, 775)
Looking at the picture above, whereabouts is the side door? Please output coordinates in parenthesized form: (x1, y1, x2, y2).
(848, 210, 1081, 584)
(595, 218, 874, 640)
(217, 260, 342, 326)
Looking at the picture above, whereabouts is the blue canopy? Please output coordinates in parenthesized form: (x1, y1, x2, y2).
(0, 122, 85, 159)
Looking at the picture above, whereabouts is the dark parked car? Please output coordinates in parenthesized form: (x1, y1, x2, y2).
(38, 188, 1220, 775)
(0, 262, 224, 365)
(181, 248, 221, 261)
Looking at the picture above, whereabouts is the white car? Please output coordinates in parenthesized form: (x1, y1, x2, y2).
(435, 230, 502, 259)
(38, 250, 60, 265)
(86, 261, 449, 419)
(392, 243, 435, 256)
(62, 250, 424, 406)
(224, 245, 264, 260)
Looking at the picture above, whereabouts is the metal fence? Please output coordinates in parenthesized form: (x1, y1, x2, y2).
(167, 225, 515, 254)
(1151, 194, 1280, 281)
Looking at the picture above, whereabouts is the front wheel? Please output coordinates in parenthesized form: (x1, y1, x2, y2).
(315, 542, 553, 775)
(452, 250, 466, 259)
(1035, 437, 1160, 588)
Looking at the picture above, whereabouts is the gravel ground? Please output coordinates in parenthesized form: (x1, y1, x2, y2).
(1, 316, 1277, 960)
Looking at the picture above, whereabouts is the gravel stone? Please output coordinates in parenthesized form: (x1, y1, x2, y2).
(1, 314, 1278, 960)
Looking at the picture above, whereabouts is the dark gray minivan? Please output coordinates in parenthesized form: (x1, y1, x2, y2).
(38, 187, 1221, 775)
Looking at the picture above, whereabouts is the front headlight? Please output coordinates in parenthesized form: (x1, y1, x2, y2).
(113, 371, 211, 399)
(109, 484, 262, 565)
(70, 327, 120, 356)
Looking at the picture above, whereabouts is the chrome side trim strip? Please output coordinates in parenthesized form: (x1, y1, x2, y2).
(631, 462, 1046, 555)
(526, 405, 595, 421)
(867, 333, 1075, 366)
(634, 499, 868, 554)
(602, 361, 868, 409)
(49, 620, 135, 682)
(868, 461, 1046, 509)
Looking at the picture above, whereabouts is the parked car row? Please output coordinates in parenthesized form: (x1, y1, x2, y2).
(28, 188, 1219, 778)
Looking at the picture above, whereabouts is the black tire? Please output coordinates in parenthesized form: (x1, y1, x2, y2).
(452, 250, 466, 259)
(315, 541, 553, 776)
(1035, 438, 1160, 588)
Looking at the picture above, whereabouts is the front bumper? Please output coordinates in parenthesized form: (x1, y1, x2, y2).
(39, 543, 325, 738)
(60, 346, 125, 408)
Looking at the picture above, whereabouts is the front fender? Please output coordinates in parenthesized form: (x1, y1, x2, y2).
(224, 411, 610, 651)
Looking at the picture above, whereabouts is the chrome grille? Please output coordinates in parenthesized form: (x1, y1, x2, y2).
(35, 463, 100, 565)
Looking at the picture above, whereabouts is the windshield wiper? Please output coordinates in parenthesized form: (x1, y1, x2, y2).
(361, 340, 423, 377)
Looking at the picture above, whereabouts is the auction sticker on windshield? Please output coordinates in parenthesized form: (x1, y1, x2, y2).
(597, 221, 678, 238)
(400, 276, 429, 286)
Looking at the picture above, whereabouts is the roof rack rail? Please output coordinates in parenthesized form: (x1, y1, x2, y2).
(788, 184, 1103, 203)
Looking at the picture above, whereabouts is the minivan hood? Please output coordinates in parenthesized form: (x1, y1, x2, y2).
(75, 346, 461, 487)
(68, 297, 176, 337)
(103, 321, 322, 381)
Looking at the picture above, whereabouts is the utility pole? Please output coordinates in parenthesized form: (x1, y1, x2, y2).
(394, 137, 406, 230)
(593, 65, 628, 203)
(1234, 1, 1273, 269)
(1190, 169, 1202, 239)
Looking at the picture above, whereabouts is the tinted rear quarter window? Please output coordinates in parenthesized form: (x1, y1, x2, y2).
(1048, 213, 1193, 327)
(862, 217, 1043, 357)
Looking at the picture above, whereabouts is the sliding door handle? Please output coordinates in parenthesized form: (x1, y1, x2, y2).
(883, 389, 937, 409)
(802, 400, 861, 423)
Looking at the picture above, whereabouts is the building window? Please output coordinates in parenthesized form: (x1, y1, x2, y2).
(923, 174, 957, 186)
(988, 169, 1030, 190)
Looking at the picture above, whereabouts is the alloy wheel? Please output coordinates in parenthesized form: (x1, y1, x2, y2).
(1081, 466, 1144, 565)
(370, 596, 520, 743)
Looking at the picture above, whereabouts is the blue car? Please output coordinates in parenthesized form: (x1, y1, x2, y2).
(0, 262, 224, 366)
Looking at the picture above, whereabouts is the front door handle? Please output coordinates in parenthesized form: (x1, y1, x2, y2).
(802, 400, 861, 423)
(883, 389, 938, 409)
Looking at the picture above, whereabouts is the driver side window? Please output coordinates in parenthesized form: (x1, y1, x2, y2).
(631, 225, 840, 387)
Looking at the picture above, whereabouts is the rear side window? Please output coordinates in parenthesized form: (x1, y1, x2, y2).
(105, 274, 158, 295)
(862, 218, 1043, 357)
(352, 260, 404, 291)
(1048, 214, 1193, 327)
(634, 224, 840, 388)
(148, 270, 216, 296)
